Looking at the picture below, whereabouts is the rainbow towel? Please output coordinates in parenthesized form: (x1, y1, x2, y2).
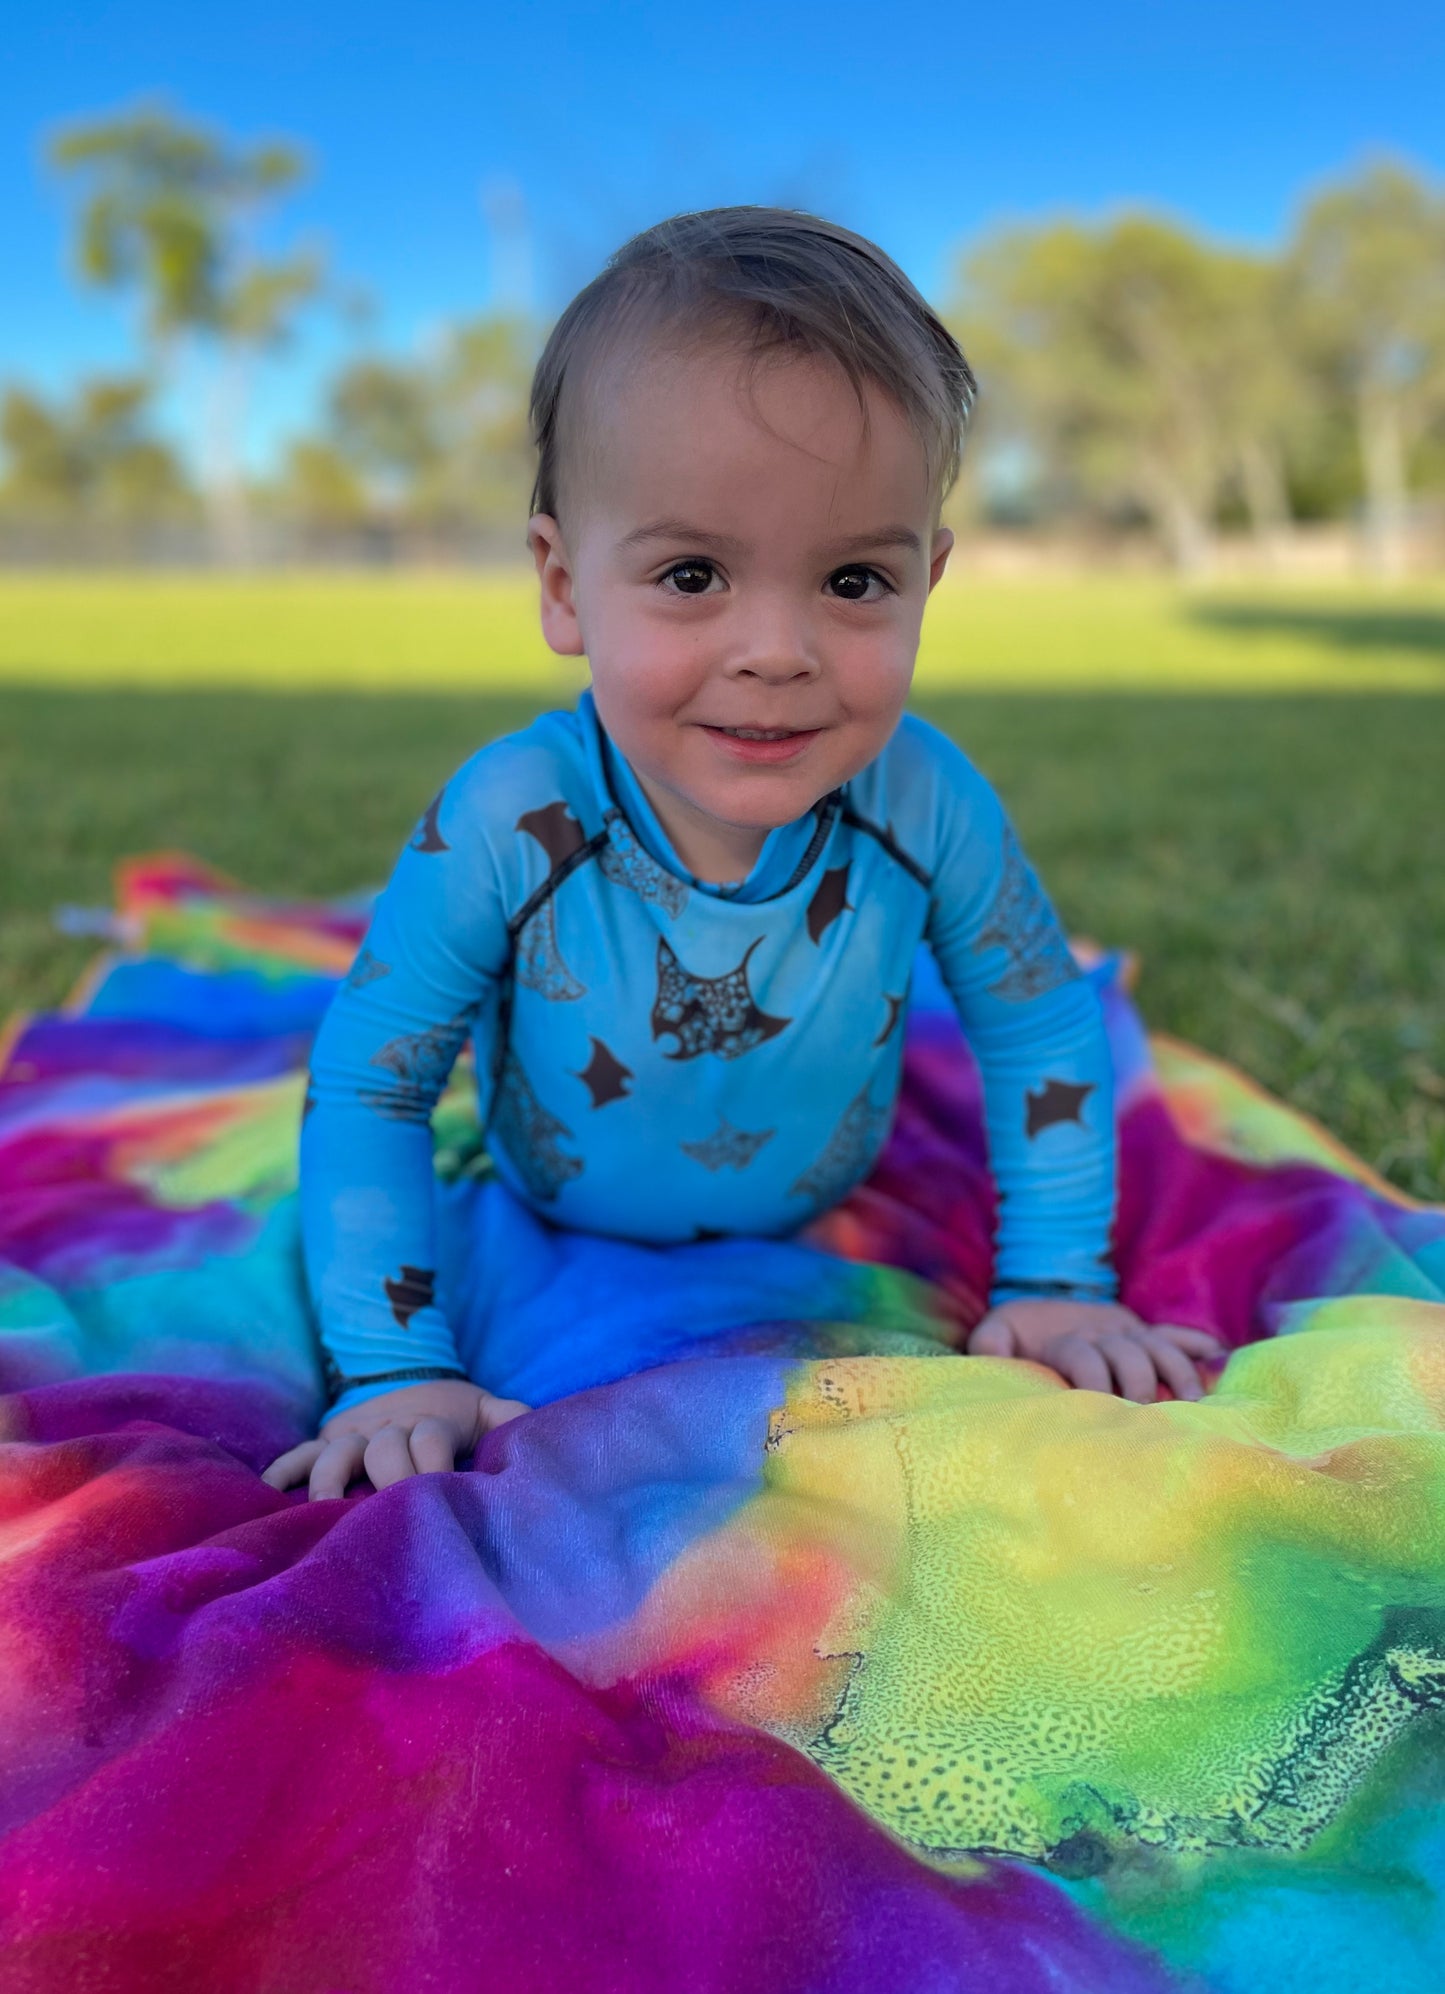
(1, 856, 1442, 1993)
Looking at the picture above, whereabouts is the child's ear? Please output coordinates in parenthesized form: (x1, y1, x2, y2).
(927, 526, 955, 592)
(527, 514, 585, 656)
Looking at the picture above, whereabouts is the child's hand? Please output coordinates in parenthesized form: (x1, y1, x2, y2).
(966, 1299, 1225, 1402)
(261, 1380, 529, 1501)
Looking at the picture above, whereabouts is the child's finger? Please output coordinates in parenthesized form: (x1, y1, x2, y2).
(1140, 1331, 1206, 1401)
(1153, 1325, 1226, 1356)
(1054, 1336, 1114, 1394)
(479, 1394, 530, 1430)
(407, 1415, 462, 1475)
(260, 1439, 325, 1490)
(965, 1317, 1018, 1357)
(361, 1423, 422, 1490)
(1098, 1332, 1159, 1403)
(309, 1431, 369, 1501)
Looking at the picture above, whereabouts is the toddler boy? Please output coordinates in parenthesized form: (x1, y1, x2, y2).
(264, 207, 1221, 1500)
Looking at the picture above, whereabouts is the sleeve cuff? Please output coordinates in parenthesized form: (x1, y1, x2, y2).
(989, 1276, 1119, 1308)
(320, 1352, 472, 1417)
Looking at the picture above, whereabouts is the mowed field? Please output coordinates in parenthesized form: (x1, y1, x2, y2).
(2, 571, 1443, 1197)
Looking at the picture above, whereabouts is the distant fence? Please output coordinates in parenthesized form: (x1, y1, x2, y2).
(1, 516, 1442, 577)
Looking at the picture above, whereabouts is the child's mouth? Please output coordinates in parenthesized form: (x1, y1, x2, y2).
(702, 725, 820, 764)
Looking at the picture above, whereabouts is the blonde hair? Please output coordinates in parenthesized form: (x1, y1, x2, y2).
(528, 205, 976, 524)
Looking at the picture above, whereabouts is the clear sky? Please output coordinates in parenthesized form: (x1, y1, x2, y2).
(3, 0, 1442, 470)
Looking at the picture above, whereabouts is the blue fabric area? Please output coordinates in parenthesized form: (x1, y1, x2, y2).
(301, 697, 1120, 1412)
(87, 958, 344, 1036)
(437, 1174, 955, 1410)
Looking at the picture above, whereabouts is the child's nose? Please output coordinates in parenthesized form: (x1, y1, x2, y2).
(727, 602, 822, 682)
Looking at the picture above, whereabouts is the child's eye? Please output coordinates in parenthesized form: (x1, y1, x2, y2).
(658, 559, 721, 596)
(827, 566, 893, 602)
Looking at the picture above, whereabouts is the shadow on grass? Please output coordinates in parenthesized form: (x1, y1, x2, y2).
(1186, 600, 1445, 663)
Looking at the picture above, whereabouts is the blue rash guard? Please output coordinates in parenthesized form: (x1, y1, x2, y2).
(301, 691, 1118, 1414)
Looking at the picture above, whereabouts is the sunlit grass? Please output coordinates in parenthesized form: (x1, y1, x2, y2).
(1, 570, 1442, 692)
(2, 570, 1442, 1197)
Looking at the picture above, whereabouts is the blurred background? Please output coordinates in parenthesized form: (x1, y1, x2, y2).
(2, 1, 1443, 1194)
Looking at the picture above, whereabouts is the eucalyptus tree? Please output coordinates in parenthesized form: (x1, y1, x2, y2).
(955, 218, 1243, 570)
(47, 101, 324, 564)
(1285, 158, 1445, 578)
(0, 376, 191, 546)
(321, 313, 539, 555)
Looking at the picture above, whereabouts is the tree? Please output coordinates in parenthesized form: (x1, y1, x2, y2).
(0, 375, 192, 548)
(47, 101, 324, 564)
(955, 217, 1257, 572)
(1205, 253, 1314, 562)
(269, 440, 370, 557)
(1286, 158, 1445, 579)
(428, 313, 538, 544)
(328, 359, 442, 506)
(319, 313, 539, 555)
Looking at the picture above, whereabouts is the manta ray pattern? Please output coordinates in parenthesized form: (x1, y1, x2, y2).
(873, 991, 906, 1047)
(360, 1013, 472, 1120)
(409, 791, 450, 854)
(515, 897, 586, 1001)
(788, 1084, 895, 1209)
(651, 937, 790, 1061)
(513, 801, 589, 999)
(971, 827, 1081, 1003)
(382, 1264, 436, 1331)
(516, 800, 587, 868)
(574, 1037, 633, 1109)
(489, 1049, 584, 1201)
(344, 946, 392, 991)
(679, 1116, 776, 1172)
(806, 864, 853, 943)
(599, 808, 690, 915)
(1024, 1077, 1096, 1138)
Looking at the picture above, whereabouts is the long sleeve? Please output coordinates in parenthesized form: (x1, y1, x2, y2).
(918, 733, 1118, 1306)
(299, 774, 512, 1416)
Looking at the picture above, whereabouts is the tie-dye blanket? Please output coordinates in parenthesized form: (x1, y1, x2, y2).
(2, 855, 1442, 1994)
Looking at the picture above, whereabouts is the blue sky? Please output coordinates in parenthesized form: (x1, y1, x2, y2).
(4, 0, 1442, 471)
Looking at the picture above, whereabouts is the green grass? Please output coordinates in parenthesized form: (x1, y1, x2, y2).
(1, 573, 1442, 1199)
(1, 570, 1444, 691)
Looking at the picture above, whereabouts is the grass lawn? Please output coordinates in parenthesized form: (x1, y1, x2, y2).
(1, 570, 1444, 692)
(2, 572, 1442, 1198)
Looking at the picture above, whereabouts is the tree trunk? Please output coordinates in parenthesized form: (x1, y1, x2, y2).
(1142, 460, 1214, 575)
(204, 347, 252, 568)
(1358, 387, 1409, 582)
(1238, 437, 1292, 569)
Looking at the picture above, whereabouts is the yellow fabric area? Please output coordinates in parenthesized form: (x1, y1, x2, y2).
(681, 1318, 1445, 1866)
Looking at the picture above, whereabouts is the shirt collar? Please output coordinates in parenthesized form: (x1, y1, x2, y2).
(577, 687, 834, 904)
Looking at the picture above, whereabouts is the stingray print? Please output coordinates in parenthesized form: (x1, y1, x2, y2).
(489, 1049, 584, 1202)
(806, 864, 853, 943)
(516, 800, 586, 868)
(515, 897, 586, 1001)
(344, 946, 392, 991)
(679, 1116, 776, 1171)
(873, 991, 906, 1047)
(410, 791, 450, 854)
(788, 1083, 894, 1210)
(574, 1037, 634, 1109)
(650, 937, 790, 1061)
(359, 1014, 471, 1119)
(971, 827, 1081, 1003)
(598, 808, 689, 916)
(1024, 1077, 1095, 1138)
(513, 802, 589, 998)
(383, 1264, 436, 1331)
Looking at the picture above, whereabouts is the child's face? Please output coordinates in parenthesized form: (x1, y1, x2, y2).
(527, 337, 953, 878)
